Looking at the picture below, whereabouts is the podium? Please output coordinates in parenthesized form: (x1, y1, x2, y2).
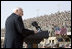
(24, 31, 49, 48)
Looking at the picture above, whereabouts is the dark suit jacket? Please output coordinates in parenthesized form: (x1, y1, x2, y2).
(3, 13, 34, 48)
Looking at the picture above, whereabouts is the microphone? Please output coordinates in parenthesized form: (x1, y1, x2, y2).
(31, 21, 42, 32)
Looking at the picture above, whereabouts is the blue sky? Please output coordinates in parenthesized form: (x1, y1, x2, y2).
(1, 1, 71, 28)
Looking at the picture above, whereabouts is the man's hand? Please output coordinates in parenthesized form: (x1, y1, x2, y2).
(34, 30, 38, 34)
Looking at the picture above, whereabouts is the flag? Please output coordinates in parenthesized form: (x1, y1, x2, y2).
(60, 27, 67, 35)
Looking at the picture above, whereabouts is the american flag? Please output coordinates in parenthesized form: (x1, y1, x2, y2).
(60, 27, 67, 35)
(54, 27, 60, 34)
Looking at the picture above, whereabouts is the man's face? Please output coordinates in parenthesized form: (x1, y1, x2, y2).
(18, 9, 23, 16)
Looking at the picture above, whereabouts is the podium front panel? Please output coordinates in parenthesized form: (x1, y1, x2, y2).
(24, 31, 49, 44)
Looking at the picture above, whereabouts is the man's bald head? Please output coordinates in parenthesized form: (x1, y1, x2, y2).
(13, 7, 23, 16)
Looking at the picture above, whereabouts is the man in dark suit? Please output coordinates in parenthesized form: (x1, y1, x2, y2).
(3, 7, 37, 48)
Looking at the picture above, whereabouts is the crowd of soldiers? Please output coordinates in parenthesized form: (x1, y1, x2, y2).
(24, 11, 71, 32)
